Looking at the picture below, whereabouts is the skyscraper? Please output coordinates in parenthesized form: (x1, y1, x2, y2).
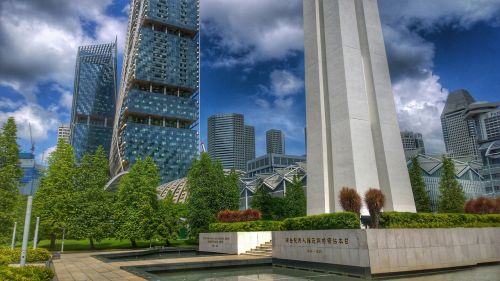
(70, 42, 117, 160)
(400, 131, 425, 159)
(110, 0, 200, 183)
(207, 113, 254, 171)
(441, 89, 479, 161)
(304, 0, 416, 214)
(244, 125, 256, 164)
(266, 129, 285, 154)
(57, 124, 70, 143)
(464, 101, 500, 196)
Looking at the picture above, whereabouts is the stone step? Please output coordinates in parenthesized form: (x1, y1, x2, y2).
(244, 252, 272, 257)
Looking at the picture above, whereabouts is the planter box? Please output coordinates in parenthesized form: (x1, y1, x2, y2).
(199, 231, 271, 255)
(273, 228, 500, 276)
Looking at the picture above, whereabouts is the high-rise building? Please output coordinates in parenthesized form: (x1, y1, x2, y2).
(208, 113, 246, 171)
(400, 131, 425, 159)
(110, 0, 200, 183)
(57, 124, 70, 143)
(266, 129, 285, 154)
(19, 152, 42, 195)
(246, 153, 306, 178)
(304, 0, 416, 214)
(464, 101, 500, 196)
(244, 125, 255, 164)
(70, 42, 117, 160)
(440, 89, 479, 161)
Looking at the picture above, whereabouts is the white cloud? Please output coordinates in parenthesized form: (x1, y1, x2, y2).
(37, 145, 57, 165)
(270, 70, 304, 98)
(201, 0, 303, 67)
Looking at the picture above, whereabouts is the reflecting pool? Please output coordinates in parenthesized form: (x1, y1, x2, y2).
(150, 264, 500, 281)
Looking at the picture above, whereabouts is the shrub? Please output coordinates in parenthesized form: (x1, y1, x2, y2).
(217, 209, 261, 222)
(464, 197, 497, 214)
(379, 212, 500, 228)
(0, 265, 54, 281)
(339, 187, 362, 215)
(0, 248, 51, 265)
(282, 212, 360, 230)
(364, 188, 385, 228)
(209, 220, 282, 232)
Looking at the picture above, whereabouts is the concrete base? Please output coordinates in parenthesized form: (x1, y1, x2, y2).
(273, 228, 500, 276)
(199, 232, 271, 255)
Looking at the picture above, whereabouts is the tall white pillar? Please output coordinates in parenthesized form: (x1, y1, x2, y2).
(304, 0, 416, 215)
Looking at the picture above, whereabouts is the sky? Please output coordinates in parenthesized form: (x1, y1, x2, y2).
(0, 0, 499, 164)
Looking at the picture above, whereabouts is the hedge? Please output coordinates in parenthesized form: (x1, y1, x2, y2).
(380, 212, 500, 228)
(0, 266, 54, 281)
(282, 212, 360, 230)
(209, 220, 283, 232)
(0, 248, 51, 265)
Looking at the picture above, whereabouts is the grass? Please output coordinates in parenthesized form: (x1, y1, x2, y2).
(11, 238, 198, 252)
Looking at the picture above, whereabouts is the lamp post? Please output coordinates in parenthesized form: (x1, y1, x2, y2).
(33, 217, 40, 249)
(20, 196, 33, 265)
(10, 222, 17, 250)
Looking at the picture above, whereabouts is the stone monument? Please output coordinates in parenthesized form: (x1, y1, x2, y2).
(304, 0, 416, 214)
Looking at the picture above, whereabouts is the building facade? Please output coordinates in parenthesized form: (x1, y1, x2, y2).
(464, 101, 500, 196)
(408, 154, 485, 212)
(441, 89, 479, 161)
(400, 131, 425, 160)
(110, 0, 200, 183)
(57, 124, 70, 143)
(266, 129, 285, 154)
(244, 125, 256, 164)
(246, 153, 306, 178)
(70, 42, 117, 160)
(304, 0, 416, 214)
(208, 113, 250, 171)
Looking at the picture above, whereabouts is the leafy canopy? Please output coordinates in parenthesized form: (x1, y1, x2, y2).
(438, 156, 466, 213)
(408, 157, 431, 212)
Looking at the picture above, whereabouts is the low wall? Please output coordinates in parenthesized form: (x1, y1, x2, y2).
(273, 228, 500, 276)
(199, 231, 271, 255)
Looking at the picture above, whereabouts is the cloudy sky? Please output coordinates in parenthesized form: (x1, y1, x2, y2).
(0, 0, 499, 163)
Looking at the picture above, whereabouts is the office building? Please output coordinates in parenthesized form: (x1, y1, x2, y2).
(208, 113, 252, 171)
(441, 89, 479, 161)
(266, 129, 285, 154)
(407, 154, 485, 212)
(401, 131, 425, 160)
(244, 125, 256, 163)
(304, 0, 416, 215)
(57, 124, 70, 143)
(246, 153, 306, 178)
(464, 101, 500, 196)
(110, 0, 200, 183)
(70, 42, 117, 160)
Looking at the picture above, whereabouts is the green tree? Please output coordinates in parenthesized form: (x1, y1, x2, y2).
(250, 185, 274, 220)
(69, 146, 114, 249)
(33, 139, 76, 250)
(155, 193, 182, 246)
(114, 157, 160, 247)
(0, 117, 23, 244)
(186, 153, 239, 238)
(283, 176, 306, 218)
(408, 157, 431, 212)
(438, 156, 466, 213)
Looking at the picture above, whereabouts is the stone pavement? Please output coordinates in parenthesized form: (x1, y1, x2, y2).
(53, 250, 267, 281)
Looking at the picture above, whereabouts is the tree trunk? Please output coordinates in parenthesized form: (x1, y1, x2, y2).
(165, 239, 170, 247)
(131, 239, 137, 248)
(50, 233, 56, 251)
(89, 237, 95, 249)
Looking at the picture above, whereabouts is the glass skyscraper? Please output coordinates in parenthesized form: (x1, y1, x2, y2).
(110, 0, 200, 183)
(70, 42, 117, 160)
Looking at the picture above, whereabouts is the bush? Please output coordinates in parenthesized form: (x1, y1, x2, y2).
(209, 220, 282, 232)
(217, 209, 261, 222)
(364, 188, 385, 228)
(339, 187, 362, 215)
(0, 265, 54, 281)
(282, 212, 360, 230)
(379, 212, 500, 228)
(464, 197, 498, 214)
(0, 248, 51, 265)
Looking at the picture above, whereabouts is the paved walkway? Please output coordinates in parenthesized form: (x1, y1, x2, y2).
(53, 250, 267, 281)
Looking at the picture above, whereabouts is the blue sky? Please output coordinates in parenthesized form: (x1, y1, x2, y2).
(0, 0, 499, 164)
